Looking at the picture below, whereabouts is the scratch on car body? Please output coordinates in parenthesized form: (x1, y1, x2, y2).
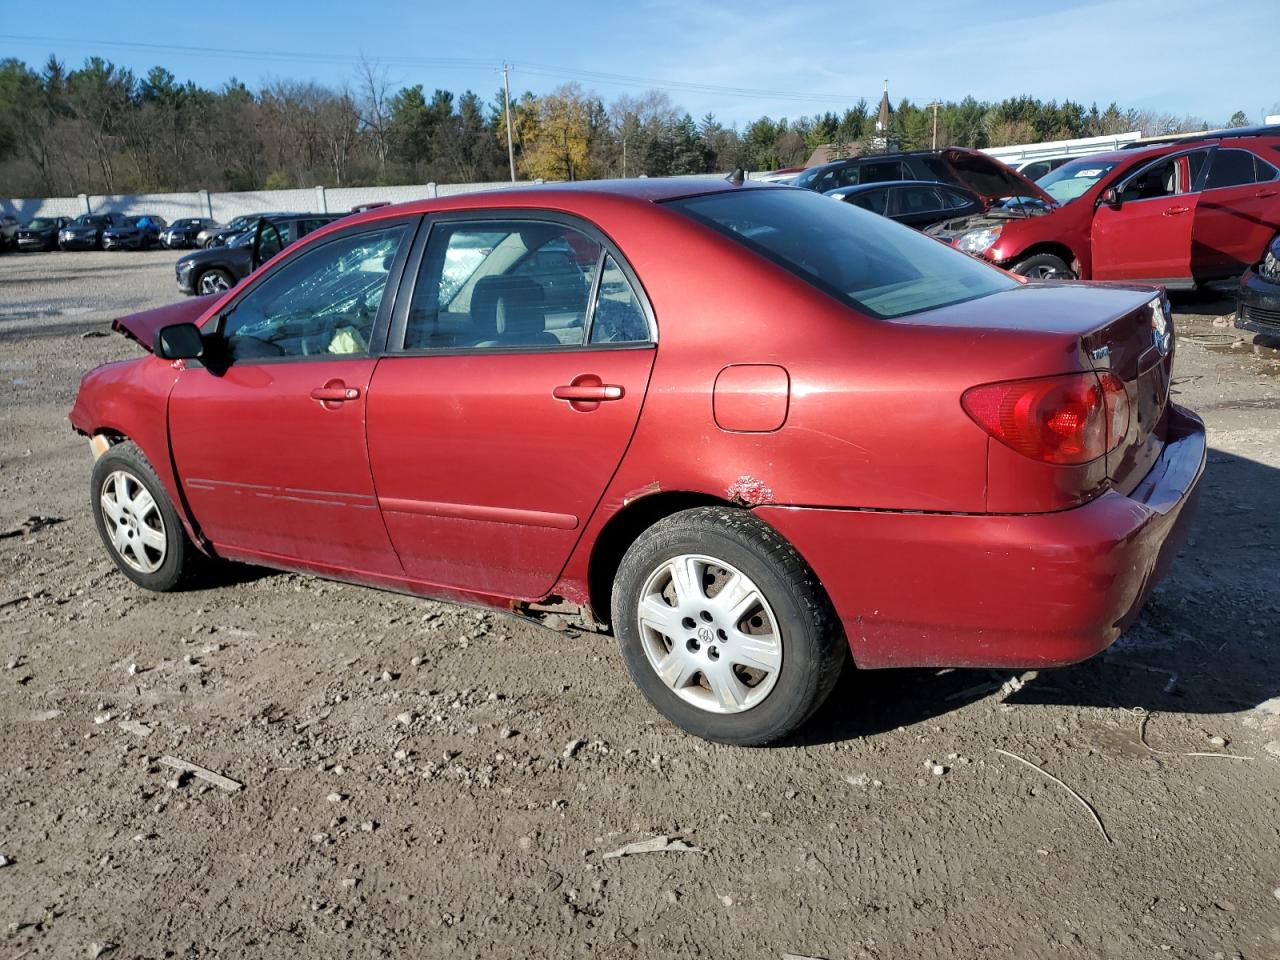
(622, 480, 661, 507)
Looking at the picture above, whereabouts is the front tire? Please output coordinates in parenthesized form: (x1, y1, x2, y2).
(90, 442, 202, 591)
(611, 507, 846, 745)
(1012, 252, 1074, 280)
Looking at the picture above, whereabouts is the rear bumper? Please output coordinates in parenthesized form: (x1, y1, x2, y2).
(1236, 269, 1280, 337)
(755, 405, 1206, 670)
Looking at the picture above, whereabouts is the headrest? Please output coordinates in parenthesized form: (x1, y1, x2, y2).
(471, 276, 546, 338)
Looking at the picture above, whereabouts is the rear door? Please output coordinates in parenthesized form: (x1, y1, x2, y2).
(1092, 149, 1208, 283)
(366, 213, 656, 599)
(1191, 147, 1280, 279)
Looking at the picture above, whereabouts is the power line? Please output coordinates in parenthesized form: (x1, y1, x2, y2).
(0, 32, 891, 106)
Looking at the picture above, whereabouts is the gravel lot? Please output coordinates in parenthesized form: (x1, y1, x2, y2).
(2, 248, 1279, 959)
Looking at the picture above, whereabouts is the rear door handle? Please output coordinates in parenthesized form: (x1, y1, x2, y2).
(1163, 206, 1190, 216)
(553, 384, 624, 402)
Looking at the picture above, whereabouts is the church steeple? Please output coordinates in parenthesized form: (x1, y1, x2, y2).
(876, 79, 891, 133)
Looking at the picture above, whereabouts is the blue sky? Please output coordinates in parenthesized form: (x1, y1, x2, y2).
(1, 0, 1273, 126)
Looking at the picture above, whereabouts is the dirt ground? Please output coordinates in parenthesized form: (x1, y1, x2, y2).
(2, 248, 1279, 960)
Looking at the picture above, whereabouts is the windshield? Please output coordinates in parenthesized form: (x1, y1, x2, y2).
(1036, 158, 1121, 204)
(74, 215, 108, 226)
(28, 218, 57, 228)
(669, 187, 1017, 319)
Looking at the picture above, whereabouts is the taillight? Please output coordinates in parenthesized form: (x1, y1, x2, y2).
(962, 371, 1129, 466)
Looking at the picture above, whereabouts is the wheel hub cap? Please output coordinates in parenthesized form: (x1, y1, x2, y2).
(636, 554, 783, 715)
(100, 470, 166, 574)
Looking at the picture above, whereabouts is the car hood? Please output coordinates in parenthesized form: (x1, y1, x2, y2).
(940, 148, 1055, 206)
(112, 296, 219, 351)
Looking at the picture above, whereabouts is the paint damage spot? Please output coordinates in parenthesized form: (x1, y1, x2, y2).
(726, 475, 774, 506)
(622, 480, 661, 507)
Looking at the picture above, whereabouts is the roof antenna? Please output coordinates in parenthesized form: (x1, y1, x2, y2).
(725, 167, 746, 186)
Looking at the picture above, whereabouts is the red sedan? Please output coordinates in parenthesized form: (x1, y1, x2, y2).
(69, 177, 1205, 744)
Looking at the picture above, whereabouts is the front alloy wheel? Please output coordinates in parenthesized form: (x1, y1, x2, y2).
(197, 268, 232, 294)
(612, 507, 847, 745)
(99, 470, 167, 573)
(90, 441, 203, 591)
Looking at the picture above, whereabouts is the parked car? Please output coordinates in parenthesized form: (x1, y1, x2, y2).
(174, 213, 337, 295)
(1010, 155, 1074, 181)
(16, 216, 71, 251)
(756, 166, 805, 184)
(197, 213, 292, 248)
(1235, 235, 1280, 338)
(59, 213, 129, 250)
(791, 148, 1052, 212)
(825, 180, 984, 229)
(160, 218, 218, 249)
(70, 178, 1204, 745)
(0, 214, 19, 249)
(349, 202, 390, 213)
(928, 128, 1280, 283)
(103, 215, 168, 250)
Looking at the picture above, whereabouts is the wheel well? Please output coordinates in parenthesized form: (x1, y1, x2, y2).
(1011, 242, 1079, 272)
(586, 491, 735, 628)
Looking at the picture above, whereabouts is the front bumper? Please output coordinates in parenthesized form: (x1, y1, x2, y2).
(103, 235, 145, 250)
(17, 236, 55, 249)
(60, 235, 99, 249)
(755, 405, 1206, 670)
(1235, 268, 1280, 337)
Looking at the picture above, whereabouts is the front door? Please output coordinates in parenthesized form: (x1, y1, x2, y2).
(1092, 150, 1206, 283)
(366, 216, 656, 599)
(168, 221, 413, 575)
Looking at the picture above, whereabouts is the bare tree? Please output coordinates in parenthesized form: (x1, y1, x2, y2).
(356, 55, 394, 179)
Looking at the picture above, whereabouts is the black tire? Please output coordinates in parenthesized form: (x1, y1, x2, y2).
(611, 507, 847, 745)
(196, 268, 233, 295)
(1012, 252, 1074, 280)
(90, 441, 203, 592)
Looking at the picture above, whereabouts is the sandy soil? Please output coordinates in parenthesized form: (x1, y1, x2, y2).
(2, 249, 1279, 959)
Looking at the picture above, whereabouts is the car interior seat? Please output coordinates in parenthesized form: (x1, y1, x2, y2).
(470, 275, 559, 348)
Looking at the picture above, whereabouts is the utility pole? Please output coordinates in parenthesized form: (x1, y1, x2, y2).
(501, 63, 517, 182)
(928, 101, 941, 150)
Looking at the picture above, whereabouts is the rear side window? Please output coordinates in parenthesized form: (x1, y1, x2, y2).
(1203, 148, 1278, 188)
(858, 160, 906, 184)
(848, 189, 888, 215)
(404, 221, 601, 350)
(590, 255, 649, 344)
(669, 188, 1017, 319)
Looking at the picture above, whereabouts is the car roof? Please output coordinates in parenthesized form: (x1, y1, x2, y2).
(826, 179, 972, 195)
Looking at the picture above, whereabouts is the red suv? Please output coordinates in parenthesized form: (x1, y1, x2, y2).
(930, 127, 1280, 285)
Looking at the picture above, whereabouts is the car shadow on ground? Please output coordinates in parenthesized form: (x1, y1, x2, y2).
(788, 446, 1280, 747)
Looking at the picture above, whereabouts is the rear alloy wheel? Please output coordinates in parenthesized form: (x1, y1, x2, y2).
(197, 268, 233, 294)
(1012, 252, 1075, 280)
(612, 507, 846, 745)
(91, 441, 203, 591)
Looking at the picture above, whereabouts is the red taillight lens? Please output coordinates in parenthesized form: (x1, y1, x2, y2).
(962, 372, 1129, 466)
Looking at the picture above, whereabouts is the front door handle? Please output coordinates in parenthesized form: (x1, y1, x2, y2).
(1163, 206, 1190, 216)
(311, 380, 360, 408)
(553, 384, 625, 402)
(1256, 190, 1277, 199)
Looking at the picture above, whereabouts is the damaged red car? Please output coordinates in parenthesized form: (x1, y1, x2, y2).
(70, 178, 1205, 744)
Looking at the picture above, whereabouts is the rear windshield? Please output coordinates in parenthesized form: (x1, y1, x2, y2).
(668, 188, 1017, 319)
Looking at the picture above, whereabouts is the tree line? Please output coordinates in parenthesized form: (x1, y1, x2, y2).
(0, 54, 1257, 198)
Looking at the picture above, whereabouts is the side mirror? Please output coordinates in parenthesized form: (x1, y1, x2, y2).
(1099, 187, 1121, 207)
(154, 322, 205, 360)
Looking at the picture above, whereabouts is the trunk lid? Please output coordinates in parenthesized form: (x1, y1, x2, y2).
(112, 296, 219, 351)
(1080, 287, 1174, 493)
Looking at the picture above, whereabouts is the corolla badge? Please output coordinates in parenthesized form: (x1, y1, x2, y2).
(1149, 296, 1171, 357)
